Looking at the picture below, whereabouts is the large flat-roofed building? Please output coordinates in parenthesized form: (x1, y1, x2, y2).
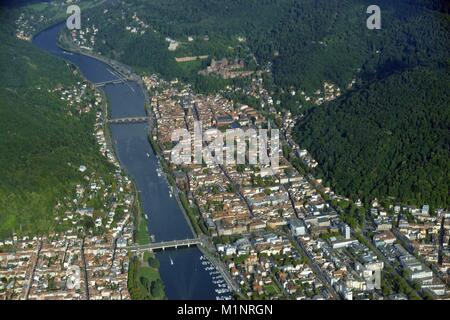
(289, 218, 306, 237)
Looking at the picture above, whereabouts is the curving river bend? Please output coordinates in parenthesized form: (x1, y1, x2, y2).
(33, 22, 222, 300)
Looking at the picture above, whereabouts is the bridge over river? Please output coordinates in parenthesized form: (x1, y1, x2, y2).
(107, 117, 149, 124)
(127, 238, 202, 252)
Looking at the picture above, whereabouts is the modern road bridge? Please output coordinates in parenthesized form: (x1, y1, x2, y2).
(128, 238, 202, 252)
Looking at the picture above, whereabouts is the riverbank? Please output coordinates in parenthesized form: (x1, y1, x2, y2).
(144, 102, 199, 238)
(50, 23, 230, 299)
(48, 24, 169, 299)
(145, 109, 242, 297)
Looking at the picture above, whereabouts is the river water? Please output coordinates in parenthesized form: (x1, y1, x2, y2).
(33, 23, 223, 300)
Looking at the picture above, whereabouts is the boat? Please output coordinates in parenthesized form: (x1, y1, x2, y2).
(215, 288, 230, 294)
(170, 256, 174, 266)
(146, 152, 150, 158)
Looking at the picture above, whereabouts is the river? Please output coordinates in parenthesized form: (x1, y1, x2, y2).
(33, 22, 224, 300)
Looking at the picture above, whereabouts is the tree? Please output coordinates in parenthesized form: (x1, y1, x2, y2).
(150, 279, 164, 298)
(148, 256, 160, 269)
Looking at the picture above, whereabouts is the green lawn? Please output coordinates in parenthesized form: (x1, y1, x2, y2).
(136, 212, 150, 245)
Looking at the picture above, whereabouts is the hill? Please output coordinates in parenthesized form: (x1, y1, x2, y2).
(293, 1, 450, 208)
(295, 67, 450, 208)
(0, 8, 112, 239)
(78, 0, 448, 94)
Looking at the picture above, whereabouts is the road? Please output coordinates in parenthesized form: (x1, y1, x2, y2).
(290, 236, 341, 300)
(22, 240, 42, 300)
(128, 238, 201, 252)
(81, 238, 90, 300)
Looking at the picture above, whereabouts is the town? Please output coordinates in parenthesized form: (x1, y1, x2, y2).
(5, 1, 449, 301)
(143, 72, 450, 300)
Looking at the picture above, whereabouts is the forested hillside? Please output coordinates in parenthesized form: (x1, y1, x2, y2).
(77, 0, 370, 92)
(0, 9, 112, 239)
(294, 1, 450, 208)
(295, 68, 450, 208)
(82, 0, 449, 93)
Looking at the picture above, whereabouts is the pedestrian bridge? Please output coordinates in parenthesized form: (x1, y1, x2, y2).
(128, 238, 202, 252)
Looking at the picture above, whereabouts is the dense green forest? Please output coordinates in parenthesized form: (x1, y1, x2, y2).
(293, 1, 450, 208)
(0, 9, 113, 239)
(82, 0, 449, 92)
(295, 68, 450, 208)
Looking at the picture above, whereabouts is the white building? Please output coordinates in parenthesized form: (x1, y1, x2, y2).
(340, 223, 351, 240)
